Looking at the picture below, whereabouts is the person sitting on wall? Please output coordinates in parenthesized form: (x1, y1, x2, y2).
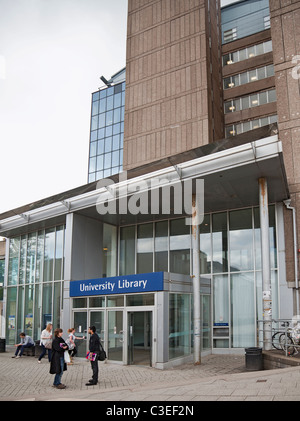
(12, 333, 35, 358)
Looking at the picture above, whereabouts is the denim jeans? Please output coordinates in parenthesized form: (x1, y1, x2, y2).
(38, 344, 52, 362)
(53, 357, 64, 386)
(15, 343, 34, 356)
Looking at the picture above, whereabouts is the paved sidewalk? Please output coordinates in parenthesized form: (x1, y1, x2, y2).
(1, 348, 300, 401)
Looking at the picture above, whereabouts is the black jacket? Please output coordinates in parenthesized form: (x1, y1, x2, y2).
(89, 332, 100, 353)
(49, 337, 69, 375)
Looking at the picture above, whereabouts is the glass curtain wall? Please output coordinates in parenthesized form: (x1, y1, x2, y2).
(200, 205, 278, 349)
(120, 218, 191, 276)
(6, 225, 65, 344)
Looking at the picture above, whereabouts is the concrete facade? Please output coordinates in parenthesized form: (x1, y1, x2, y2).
(123, 0, 224, 170)
(270, 0, 300, 307)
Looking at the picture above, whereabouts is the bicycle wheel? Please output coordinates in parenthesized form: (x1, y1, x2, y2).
(272, 331, 283, 350)
(279, 333, 295, 355)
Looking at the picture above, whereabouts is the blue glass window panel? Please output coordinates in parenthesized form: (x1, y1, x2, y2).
(103, 168, 112, 178)
(98, 128, 105, 139)
(121, 106, 125, 121)
(122, 82, 125, 91)
(105, 137, 112, 152)
(114, 83, 122, 94)
(98, 113, 106, 128)
(119, 164, 123, 172)
(112, 151, 119, 167)
(113, 135, 120, 150)
(119, 149, 123, 165)
(91, 131, 97, 142)
(92, 92, 99, 101)
(99, 99, 106, 113)
(111, 167, 119, 176)
(106, 110, 113, 126)
(100, 89, 107, 99)
(97, 140, 105, 155)
(89, 173, 96, 183)
(120, 133, 124, 149)
(113, 123, 121, 135)
(89, 157, 96, 173)
(113, 107, 121, 124)
(97, 154, 104, 171)
(96, 170, 104, 180)
(114, 93, 122, 108)
(92, 101, 99, 116)
(104, 153, 112, 169)
(91, 116, 98, 131)
(90, 142, 97, 157)
(106, 96, 114, 111)
(107, 86, 114, 97)
(105, 126, 113, 137)
(122, 92, 126, 106)
(120, 122, 124, 133)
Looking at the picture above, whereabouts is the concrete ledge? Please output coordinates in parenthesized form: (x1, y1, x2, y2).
(263, 350, 300, 369)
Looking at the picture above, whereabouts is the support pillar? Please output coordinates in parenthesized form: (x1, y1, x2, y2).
(259, 177, 272, 350)
(192, 194, 201, 364)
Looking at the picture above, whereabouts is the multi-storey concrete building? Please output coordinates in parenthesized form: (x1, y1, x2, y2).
(0, 0, 299, 368)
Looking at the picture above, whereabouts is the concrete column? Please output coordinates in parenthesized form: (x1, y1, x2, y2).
(192, 194, 201, 364)
(259, 177, 272, 350)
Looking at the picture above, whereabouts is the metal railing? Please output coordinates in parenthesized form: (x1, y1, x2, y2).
(257, 319, 300, 357)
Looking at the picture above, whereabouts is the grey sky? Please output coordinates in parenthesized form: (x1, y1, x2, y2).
(0, 0, 127, 213)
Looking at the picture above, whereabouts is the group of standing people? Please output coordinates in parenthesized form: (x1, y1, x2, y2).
(13, 323, 103, 390)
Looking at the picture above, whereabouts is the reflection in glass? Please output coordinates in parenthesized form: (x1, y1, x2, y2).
(170, 219, 190, 274)
(6, 287, 17, 344)
(213, 274, 229, 327)
(155, 221, 168, 272)
(43, 228, 55, 282)
(229, 209, 253, 271)
(137, 224, 153, 274)
(102, 224, 117, 277)
(169, 294, 191, 359)
(231, 272, 255, 347)
(8, 238, 20, 286)
(200, 215, 211, 274)
(212, 213, 228, 273)
(120, 226, 135, 276)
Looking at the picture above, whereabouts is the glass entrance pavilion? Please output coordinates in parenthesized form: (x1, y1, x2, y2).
(0, 129, 292, 368)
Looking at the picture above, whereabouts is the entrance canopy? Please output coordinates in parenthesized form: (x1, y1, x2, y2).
(0, 125, 289, 237)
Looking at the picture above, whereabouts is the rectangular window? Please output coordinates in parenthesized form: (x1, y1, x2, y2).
(169, 294, 191, 359)
(224, 28, 237, 43)
(120, 226, 136, 276)
(137, 223, 153, 274)
(155, 221, 168, 272)
(169, 219, 190, 275)
(212, 212, 228, 273)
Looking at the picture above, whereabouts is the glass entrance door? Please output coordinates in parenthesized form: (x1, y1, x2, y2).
(73, 311, 88, 357)
(128, 311, 152, 366)
(90, 311, 105, 342)
(108, 310, 123, 362)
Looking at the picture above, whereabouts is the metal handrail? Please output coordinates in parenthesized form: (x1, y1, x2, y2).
(257, 318, 300, 357)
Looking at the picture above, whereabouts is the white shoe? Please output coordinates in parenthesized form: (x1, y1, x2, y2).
(38, 360, 41, 364)
(15, 356, 20, 359)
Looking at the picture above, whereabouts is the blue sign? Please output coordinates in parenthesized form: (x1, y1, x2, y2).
(70, 272, 164, 297)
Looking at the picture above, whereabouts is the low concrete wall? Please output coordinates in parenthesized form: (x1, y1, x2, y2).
(263, 350, 300, 370)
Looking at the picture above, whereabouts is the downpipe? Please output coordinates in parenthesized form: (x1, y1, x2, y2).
(284, 199, 299, 315)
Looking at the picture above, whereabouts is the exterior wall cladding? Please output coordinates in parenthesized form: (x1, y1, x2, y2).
(123, 0, 224, 170)
(269, 0, 300, 293)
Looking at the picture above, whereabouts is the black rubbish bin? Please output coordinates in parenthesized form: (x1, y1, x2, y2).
(0, 338, 6, 353)
(245, 347, 263, 371)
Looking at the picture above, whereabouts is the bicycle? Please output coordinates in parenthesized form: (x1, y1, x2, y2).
(272, 322, 300, 356)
